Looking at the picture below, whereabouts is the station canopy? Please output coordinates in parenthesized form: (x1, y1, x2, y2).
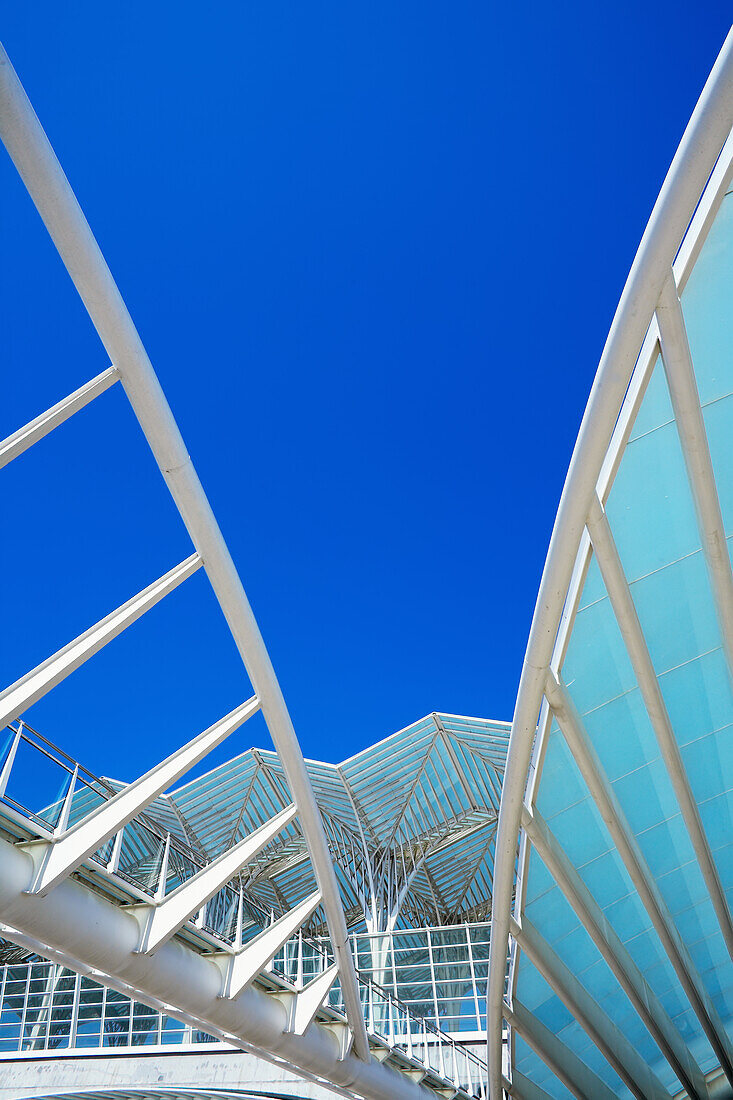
(127, 711, 510, 934)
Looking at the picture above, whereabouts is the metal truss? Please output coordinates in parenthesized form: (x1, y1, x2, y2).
(0, 40, 487, 1100)
(109, 711, 508, 935)
(486, 26, 733, 1100)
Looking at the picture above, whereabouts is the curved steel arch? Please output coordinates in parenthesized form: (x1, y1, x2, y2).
(486, 25, 733, 1100)
(0, 38, 488, 1100)
(0, 41, 368, 1061)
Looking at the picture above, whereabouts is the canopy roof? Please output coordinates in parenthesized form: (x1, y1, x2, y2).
(137, 711, 510, 932)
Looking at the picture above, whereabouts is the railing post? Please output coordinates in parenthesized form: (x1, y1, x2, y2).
(69, 971, 81, 1047)
(466, 923, 481, 1032)
(296, 930, 303, 987)
(106, 828, 123, 874)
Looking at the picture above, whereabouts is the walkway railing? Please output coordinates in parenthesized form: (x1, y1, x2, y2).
(0, 721, 489, 1098)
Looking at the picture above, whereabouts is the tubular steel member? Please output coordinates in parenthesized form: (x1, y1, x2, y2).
(486, 28, 733, 1099)
(0, 41, 368, 1062)
(0, 834, 433, 1100)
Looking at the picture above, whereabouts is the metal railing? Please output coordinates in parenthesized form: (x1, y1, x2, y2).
(0, 722, 489, 1097)
(0, 955, 489, 1097)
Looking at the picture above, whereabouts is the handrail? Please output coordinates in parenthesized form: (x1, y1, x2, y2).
(0, 722, 489, 1096)
(0, 38, 369, 1060)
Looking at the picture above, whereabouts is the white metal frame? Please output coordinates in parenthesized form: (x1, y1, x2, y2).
(487, 26, 733, 1100)
(0, 39, 483, 1100)
(0, 40, 368, 1060)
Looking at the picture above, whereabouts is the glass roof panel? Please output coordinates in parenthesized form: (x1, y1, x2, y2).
(513, 165, 733, 1094)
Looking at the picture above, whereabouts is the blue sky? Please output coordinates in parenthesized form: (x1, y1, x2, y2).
(1, 4, 731, 783)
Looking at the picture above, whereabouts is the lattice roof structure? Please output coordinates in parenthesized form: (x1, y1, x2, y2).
(134, 712, 510, 933)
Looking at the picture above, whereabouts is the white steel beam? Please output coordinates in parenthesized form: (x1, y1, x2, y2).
(521, 804, 707, 1100)
(290, 963, 339, 1036)
(504, 1070, 555, 1100)
(0, 727, 22, 797)
(0, 366, 119, 469)
(586, 492, 733, 957)
(486, 31, 733, 1097)
(220, 891, 323, 1000)
(25, 696, 261, 895)
(134, 804, 297, 953)
(0, 42, 369, 1061)
(0, 554, 202, 732)
(503, 1000, 618, 1100)
(0, 835, 429, 1100)
(656, 270, 733, 672)
(322, 1021, 354, 1062)
(511, 916, 673, 1100)
(673, 128, 733, 291)
(545, 670, 733, 1085)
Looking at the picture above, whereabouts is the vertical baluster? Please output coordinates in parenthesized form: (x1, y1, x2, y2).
(0, 726, 22, 797)
(69, 971, 81, 1048)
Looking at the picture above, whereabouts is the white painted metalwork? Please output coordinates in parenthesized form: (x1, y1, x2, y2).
(141, 711, 507, 933)
(510, 918, 673, 1100)
(290, 964, 340, 1036)
(0, 37, 370, 1066)
(503, 1002, 618, 1100)
(543, 671, 733, 1084)
(221, 892, 323, 999)
(656, 270, 733, 671)
(0, 40, 499, 1100)
(0, 555, 203, 732)
(520, 804, 708, 1100)
(0, 365, 119, 469)
(586, 492, 733, 955)
(487, 25, 733, 1100)
(25, 698, 261, 896)
(133, 806, 298, 954)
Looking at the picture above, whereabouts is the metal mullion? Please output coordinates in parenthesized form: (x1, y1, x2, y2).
(674, 126, 733, 292)
(423, 748, 455, 819)
(587, 492, 733, 957)
(29, 961, 59, 1049)
(512, 917, 672, 1100)
(19, 964, 31, 1050)
(657, 270, 733, 672)
(504, 999, 619, 1100)
(100, 983, 108, 1047)
(595, 324, 662, 511)
(450, 828, 497, 920)
(433, 717, 478, 811)
(544, 670, 733, 1085)
(389, 930, 399, 1000)
(465, 924, 481, 1032)
(462, 748, 496, 811)
(68, 971, 81, 1048)
(426, 928, 441, 1029)
(420, 767, 447, 830)
(431, 746, 468, 824)
(505, 1069, 557, 1100)
(522, 803, 707, 1100)
(487, 35, 733, 1097)
(379, 726, 442, 852)
(0, 45, 369, 1059)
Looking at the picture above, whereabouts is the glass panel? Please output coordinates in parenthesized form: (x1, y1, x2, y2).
(515, 180, 733, 1092)
(2, 737, 74, 828)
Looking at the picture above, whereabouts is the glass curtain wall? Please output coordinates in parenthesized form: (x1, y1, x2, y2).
(0, 922, 491, 1054)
